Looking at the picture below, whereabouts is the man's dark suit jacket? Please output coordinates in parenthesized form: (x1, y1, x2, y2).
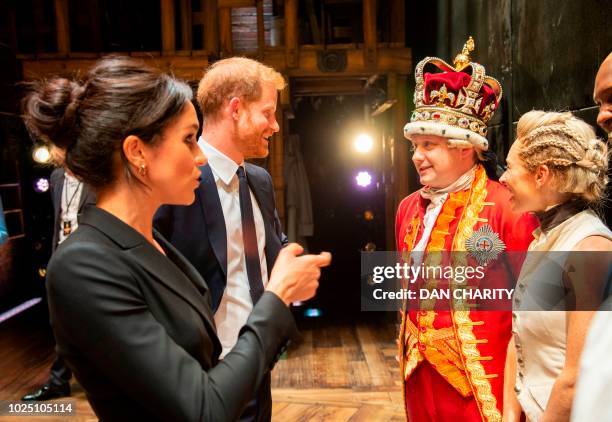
(154, 163, 288, 312)
(49, 168, 96, 251)
(47, 206, 296, 422)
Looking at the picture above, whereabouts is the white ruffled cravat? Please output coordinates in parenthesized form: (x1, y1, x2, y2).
(412, 166, 477, 260)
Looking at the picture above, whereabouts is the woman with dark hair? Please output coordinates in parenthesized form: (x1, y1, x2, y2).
(23, 56, 331, 422)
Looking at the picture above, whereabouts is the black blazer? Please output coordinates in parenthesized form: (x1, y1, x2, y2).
(154, 163, 288, 311)
(47, 206, 296, 422)
(49, 168, 96, 251)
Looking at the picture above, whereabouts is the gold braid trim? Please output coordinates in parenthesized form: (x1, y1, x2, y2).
(400, 186, 471, 389)
(405, 318, 472, 397)
(454, 312, 501, 422)
(451, 165, 502, 422)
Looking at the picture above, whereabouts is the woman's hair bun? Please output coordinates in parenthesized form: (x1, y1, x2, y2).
(23, 78, 84, 151)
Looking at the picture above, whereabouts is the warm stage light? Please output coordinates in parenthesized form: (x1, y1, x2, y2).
(355, 171, 372, 187)
(34, 177, 50, 193)
(354, 133, 374, 153)
(32, 145, 51, 164)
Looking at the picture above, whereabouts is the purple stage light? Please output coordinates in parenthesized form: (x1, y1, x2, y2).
(34, 177, 50, 193)
(355, 171, 372, 187)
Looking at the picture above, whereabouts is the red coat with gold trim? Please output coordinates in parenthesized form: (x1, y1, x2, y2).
(396, 165, 538, 422)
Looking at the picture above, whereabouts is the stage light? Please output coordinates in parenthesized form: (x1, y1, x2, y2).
(354, 133, 374, 153)
(32, 145, 51, 164)
(364, 210, 374, 221)
(38, 268, 47, 278)
(304, 308, 322, 318)
(355, 171, 372, 187)
(33, 177, 50, 193)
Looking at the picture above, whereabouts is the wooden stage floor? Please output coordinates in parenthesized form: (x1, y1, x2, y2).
(0, 305, 404, 421)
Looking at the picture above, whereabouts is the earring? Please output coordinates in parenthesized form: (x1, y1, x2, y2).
(138, 164, 147, 177)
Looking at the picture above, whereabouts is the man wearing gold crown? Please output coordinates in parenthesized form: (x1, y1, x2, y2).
(396, 38, 538, 421)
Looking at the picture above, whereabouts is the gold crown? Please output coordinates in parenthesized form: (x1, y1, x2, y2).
(405, 37, 503, 150)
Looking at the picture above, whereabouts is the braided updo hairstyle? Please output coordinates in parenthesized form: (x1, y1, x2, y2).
(22, 56, 193, 189)
(515, 110, 609, 205)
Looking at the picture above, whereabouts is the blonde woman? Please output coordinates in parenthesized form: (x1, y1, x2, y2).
(499, 110, 612, 422)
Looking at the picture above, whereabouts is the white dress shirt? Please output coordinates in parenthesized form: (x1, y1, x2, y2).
(199, 139, 268, 358)
(58, 172, 83, 244)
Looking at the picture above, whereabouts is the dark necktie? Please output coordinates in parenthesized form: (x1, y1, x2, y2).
(237, 166, 264, 304)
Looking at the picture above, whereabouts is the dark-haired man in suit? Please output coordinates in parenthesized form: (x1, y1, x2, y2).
(22, 166, 95, 401)
(154, 57, 287, 422)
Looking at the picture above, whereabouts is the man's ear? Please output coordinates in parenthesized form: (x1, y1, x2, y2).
(122, 135, 146, 169)
(228, 97, 241, 120)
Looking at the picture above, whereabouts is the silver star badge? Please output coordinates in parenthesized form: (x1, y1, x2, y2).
(465, 225, 506, 265)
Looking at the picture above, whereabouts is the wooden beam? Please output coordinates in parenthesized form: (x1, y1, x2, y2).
(161, 0, 176, 54)
(270, 105, 285, 223)
(279, 73, 291, 107)
(362, 0, 377, 67)
(305, 0, 322, 44)
(256, 0, 265, 56)
(54, 0, 70, 55)
(20, 55, 211, 82)
(204, 0, 219, 55)
(19, 46, 411, 79)
(392, 74, 410, 211)
(284, 0, 298, 67)
(218, 7, 233, 56)
(292, 78, 367, 96)
(218, 0, 254, 6)
(390, 0, 405, 44)
(179, 0, 192, 51)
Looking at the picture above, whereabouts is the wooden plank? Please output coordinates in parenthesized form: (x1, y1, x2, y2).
(53, 0, 70, 55)
(390, 0, 405, 44)
(362, 0, 377, 67)
(270, 104, 285, 223)
(204, 0, 219, 55)
(218, 7, 233, 56)
(305, 0, 322, 44)
(385, 72, 398, 250)
(284, 0, 298, 68)
(179, 0, 193, 51)
(356, 325, 388, 386)
(218, 0, 254, 6)
(161, 0, 176, 53)
(292, 78, 366, 96)
(256, 0, 265, 56)
(393, 74, 410, 205)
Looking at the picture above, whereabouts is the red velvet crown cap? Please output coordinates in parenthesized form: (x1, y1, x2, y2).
(424, 71, 499, 119)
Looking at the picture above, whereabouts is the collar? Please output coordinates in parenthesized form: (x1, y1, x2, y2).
(534, 199, 588, 234)
(79, 205, 145, 249)
(64, 171, 80, 185)
(420, 164, 477, 201)
(198, 137, 243, 185)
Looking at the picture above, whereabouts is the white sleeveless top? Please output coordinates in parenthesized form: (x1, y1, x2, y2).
(512, 209, 612, 422)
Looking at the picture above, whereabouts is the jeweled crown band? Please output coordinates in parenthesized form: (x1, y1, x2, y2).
(411, 107, 488, 137)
